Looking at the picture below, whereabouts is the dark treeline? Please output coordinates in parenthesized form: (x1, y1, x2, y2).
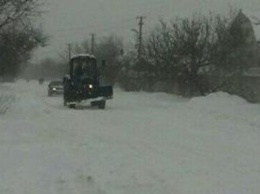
(0, 0, 48, 81)
(34, 10, 260, 101)
(5, 6, 259, 101)
(119, 10, 259, 101)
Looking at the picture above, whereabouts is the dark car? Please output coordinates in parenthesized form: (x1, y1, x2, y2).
(63, 54, 113, 109)
(48, 80, 63, 96)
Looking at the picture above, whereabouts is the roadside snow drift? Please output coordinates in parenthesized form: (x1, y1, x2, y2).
(1, 80, 260, 194)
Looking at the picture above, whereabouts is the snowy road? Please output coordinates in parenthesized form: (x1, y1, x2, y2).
(1, 80, 260, 194)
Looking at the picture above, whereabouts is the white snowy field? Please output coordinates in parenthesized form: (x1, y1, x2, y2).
(1, 80, 260, 194)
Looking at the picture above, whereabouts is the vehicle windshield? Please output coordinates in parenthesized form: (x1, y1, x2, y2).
(72, 58, 96, 77)
(50, 81, 62, 86)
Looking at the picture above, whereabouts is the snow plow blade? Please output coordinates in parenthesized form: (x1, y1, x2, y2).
(99, 85, 113, 99)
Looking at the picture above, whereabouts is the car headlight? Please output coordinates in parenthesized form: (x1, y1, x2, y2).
(52, 88, 57, 91)
(88, 84, 93, 89)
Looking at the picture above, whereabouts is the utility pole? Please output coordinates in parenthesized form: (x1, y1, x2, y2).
(12, 21, 15, 41)
(91, 33, 95, 54)
(131, 28, 139, 49)
(67, 43, 72, 61)
(136, 16, 146, 61)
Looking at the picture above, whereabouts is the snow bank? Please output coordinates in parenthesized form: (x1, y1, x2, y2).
(0, 85, 15, 114)
(1, 81, 260, 194)
(189, 92, 248, 107)
(9, 93, 51, 118)
(187, 92, 260, 131)
(187, 91, 251, 118)
(3, 80, 52, 118)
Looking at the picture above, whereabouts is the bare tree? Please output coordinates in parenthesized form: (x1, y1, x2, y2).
(143, 15, 216, 96)
(144, 20, 176, 80)
(140, 10, 256, 97)
(0, 0, 43, 30)
(95, 35, 124, 85)
(0, 0, 47, 79)
(0, 23, 47, 77)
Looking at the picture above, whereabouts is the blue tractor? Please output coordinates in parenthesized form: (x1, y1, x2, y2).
(63, 54, 113, 109)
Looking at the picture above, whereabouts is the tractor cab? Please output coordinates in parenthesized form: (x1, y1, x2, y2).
(70, 54, 98, 79)
(63, 54, 113, 109)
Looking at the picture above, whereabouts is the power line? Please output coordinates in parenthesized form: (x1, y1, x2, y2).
(45, 19, 137, 43)
(142, 0, 169, 16)
(48, 17, 137, 33)
(67, 43, 72, 61)
(45, 1, 170, 35)
(36, 1, 172, 60)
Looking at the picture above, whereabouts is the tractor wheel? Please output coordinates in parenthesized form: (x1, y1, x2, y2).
(98, 100, 106, 109)
(91, 101, 99, 107)
(69, 104, 76, 109)
(48, 90, 52, 96)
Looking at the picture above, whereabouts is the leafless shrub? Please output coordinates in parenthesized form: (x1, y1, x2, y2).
(0, 86, 15, 114)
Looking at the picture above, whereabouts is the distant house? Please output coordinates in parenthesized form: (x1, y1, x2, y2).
(230, 10, 259, 69)
(252, 16, 260, 68)
(211, 11, 260, 102)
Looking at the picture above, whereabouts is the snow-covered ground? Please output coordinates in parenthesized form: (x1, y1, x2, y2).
(1, 80, 260, 194)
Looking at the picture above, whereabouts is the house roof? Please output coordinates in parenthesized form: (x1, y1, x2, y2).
(232, 10, 260, 41)
(246, 11, 260, 41)
(70, 53, 96, 60)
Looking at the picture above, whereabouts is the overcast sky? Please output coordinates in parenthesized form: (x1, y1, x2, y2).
(31, 0, 260, 62)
